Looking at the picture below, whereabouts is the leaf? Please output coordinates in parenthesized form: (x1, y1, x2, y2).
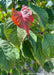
(18, 0, 28, 6)
(2, 71, 7, 75)
(12, 68, 19, 75)
(21, 72, 25, 75)
(52, 0, 54, 4)
(0, 0, 12, 11)
(29, 5, 48, 27)
(48, 24, 54, 30)
(0, 69, 1, 75)
(44, 61, 54, 72)
(32, 13, 40, 21)
(51, 6, 54, 15)
(11, 5, 33, 35)
(0, 39, 18, 71)
(0, 11, 3, 20)
(29, 30, 37, 57)
(42, 34, 54, 58)
(22, 30, 46, 66)
(33, 62, 39, 72)
(16, 64, 21, 71)
(46, 8, 54, 24)
(4, 19, 26, 49)
(26, 30, 47, 66)
(31, 0, 36, 4)
(35, 36, 46, 66)
(30, 21, 41, 34)
(0, 23, 6, 39)
(6, 0, 12, 8)
(22, 39, 34, 59)
(0, 0, 6, 11)
(28, 7, 40, 21)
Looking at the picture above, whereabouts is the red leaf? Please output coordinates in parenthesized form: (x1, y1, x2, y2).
(11, 5, 33, 36)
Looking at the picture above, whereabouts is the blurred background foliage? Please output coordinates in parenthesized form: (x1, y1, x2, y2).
(0, 0, 54, 75)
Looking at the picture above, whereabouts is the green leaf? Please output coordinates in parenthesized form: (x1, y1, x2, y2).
(21, 72, 25, 75)
(6, 0, 12, 9)
(0, 39, 18, 71)
(22, 39, 34, 59)
(26, 59, 31, 66)
(22, 30, 46, 66)
(52, 0, 54, 4)
(31, 0, 36, 4)
(48, 24, 54, 30)
(0, 0, 6, 11)
(2, 71, 7, 75)
(18, 0, 28, 6)
(44, 61, 53, 72)
(12, 68, 19, 75)
(0, 23, 6, 39)
(0, 0, 12, 11)
(21, 71, 29, 75)
(29, 30, 37, 57)
(28, 7, 40, 21)
(35, 36, 46, 66)
(42, 34, 54, 58)
(29, 5, 48, 27)
(46, 8, 54, 24)
(51, 6, 54, 15)
(0, 69, 1, 75)
(0, 11, 3, 20)
(4, 19, 26, 50)
(33, 62, 39, 72)
(16, 64, 21, 71)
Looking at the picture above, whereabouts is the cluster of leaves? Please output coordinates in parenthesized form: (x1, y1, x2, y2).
(0, 0, 54, 75)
